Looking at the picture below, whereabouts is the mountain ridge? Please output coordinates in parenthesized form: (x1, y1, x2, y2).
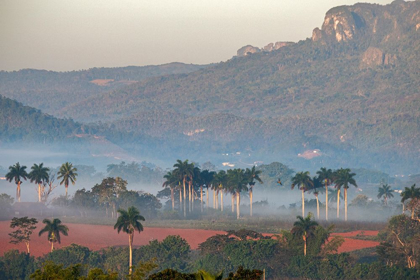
(1, 0, 419, 173)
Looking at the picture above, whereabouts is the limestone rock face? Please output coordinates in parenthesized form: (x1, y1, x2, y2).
(237, 42, 292, 57)
(312, 1, 420, 44)
(360, 47, 397, 68)
(237, 45, 261, 57)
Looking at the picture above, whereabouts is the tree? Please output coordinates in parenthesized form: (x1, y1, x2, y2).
(38, 218, 69, 252)
(401, 184, 420, 219)
(334, 168, 357, 221)
(200, 170, 215, 212)
(196, 270, 224, 280)
(308, 177, 323, 219)
(9, 217, 38, 254)
(377, 214, 420, 268)
(57, 162, 78, 197)
(291, 171, 313, 217)
(316, 167, 334, 221)
(212, 170, 227, 212)
(377, 184, 394, 206)
(162, 171, 179, 211)
(227, 169, 248, 219)
(6, 162, 28, 202)
(245, 166, 263, 217)
(173, 160, 194, 217)
(30, 261, 83, 280)
(92, 177, 119, 218)
(291, 214, 319, 256)
(114, 206, 145, 276)
(28, 163, 50, 202)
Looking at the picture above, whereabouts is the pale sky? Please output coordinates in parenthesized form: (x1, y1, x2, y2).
(0, 0, 393, 71)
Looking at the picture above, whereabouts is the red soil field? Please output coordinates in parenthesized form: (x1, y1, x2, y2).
(0, 221, 379, 257)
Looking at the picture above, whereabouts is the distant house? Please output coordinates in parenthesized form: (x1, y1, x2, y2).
(12, 202, 52, 218)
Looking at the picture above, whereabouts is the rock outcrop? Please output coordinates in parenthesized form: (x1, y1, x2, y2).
(312, 0, 420, 44)
(360, 47, 397, 68)
(237, 41, 292, 57)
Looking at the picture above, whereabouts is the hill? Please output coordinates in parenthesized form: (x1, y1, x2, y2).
(0, 63, 207, 116)
(1, 1, 419, 173)
(66, 1, 420, 173)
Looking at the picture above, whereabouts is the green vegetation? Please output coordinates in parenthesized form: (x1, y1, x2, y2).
(114, 206, 145, 275)
(38, 218, 69, 252)
(57, 162, 78, 197)
(9, 217, 38, 254)
(5, 162, 28, 202)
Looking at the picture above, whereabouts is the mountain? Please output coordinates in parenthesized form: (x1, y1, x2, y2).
(0, 63, 207, 116)
(1, 1, 419, 173)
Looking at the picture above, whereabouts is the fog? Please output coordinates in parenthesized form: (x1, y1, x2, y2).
(0, 141, 414, 225)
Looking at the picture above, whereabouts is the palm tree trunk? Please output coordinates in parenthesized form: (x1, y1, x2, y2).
(232, 194, 235, 213)
(325, 184, 328, 221)
(411, 207, 415, 219)
(221, 191, 224, 212)
(171, 187, 174, 211)
(129, 233, 133, 275)
(236, 191, 240, 219)
(17, 182, 21, 202)
(38, 183, 41, 202)
(188, 182, 191, 213)
(206, 187, 209, 210)
(51, 241, 54, 252)
(402, 203, 405, 214)
(200, 186, 203, 212)
(316, 194, 319, 219)
(301, 189, 305, 217)
(25, 241, 30, 254)
(385, 196, 387, 206)
(303, 236, 307, 256)
(345, 188, 348, 221)
(213, 189, 216, 208)
(179, 187, 182, 212)
(216, 191, 219, 210)
(336, 189, 341, 218)
(250, 187, 253, 217)
(192, 189, 195, 211)
(65, 184, 68, 198)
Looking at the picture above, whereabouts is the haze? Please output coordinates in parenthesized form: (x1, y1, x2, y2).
(0, 0, 393, 71)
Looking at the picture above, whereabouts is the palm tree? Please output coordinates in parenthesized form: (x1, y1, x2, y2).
(308, 176, 323, 219)
(6, 162, 28, 202)
(227, 169, 248, 219)
(212, 170, 227, 212)
(334, 168, 357, 221)
(245, 166, 263, 217)
(200, 170, 215, 212)
(196, 270, 223, 280)
(401, 184, 420, 219)
(162, 171, 179, 211)
(57, 162, 78, 197)
(291, 214, 318, 256)
(377, 184, 394, 206)
(191, 166, 201, 212)
(173, 160, 194, 217)
(316, 167, 334, 221)
(28, 163, 50, 202)
(38, 218, 69, 252)
(291, 171, 313, 217)
(114, 206, 145, 275)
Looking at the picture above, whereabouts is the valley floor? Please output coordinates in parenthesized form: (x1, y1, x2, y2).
(0, 221, 379, 257)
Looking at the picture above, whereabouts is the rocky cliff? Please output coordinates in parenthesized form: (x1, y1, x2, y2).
(312, 0, 420, 44)
(237, 41, 292, 57)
